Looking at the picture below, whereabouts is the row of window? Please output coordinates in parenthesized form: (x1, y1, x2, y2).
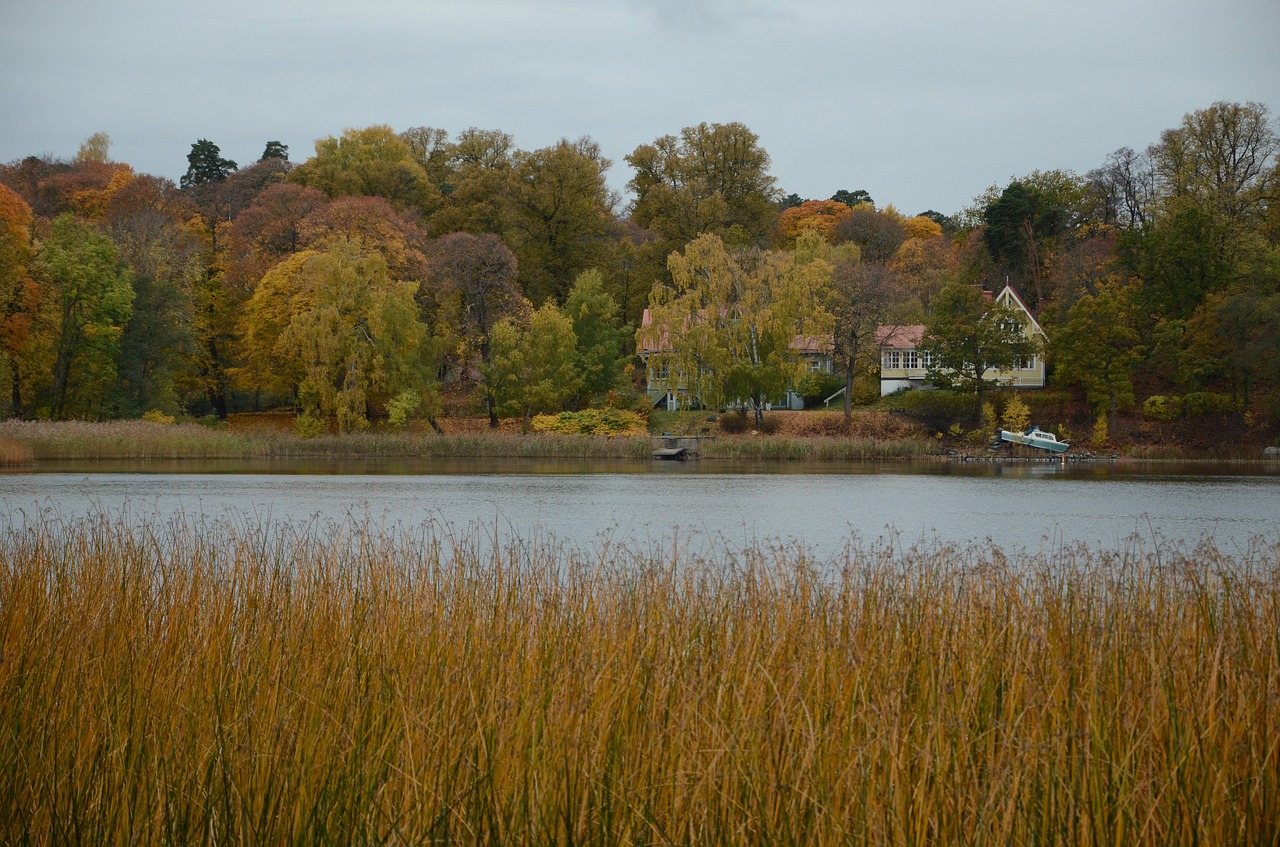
(881, 350, 1038, 371)
(882, 350, 934, 370)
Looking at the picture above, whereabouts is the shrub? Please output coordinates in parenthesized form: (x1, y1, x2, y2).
(531, 408, 648, 436)
(717, 410, 779, 435)
(795, 372, 845, 407)
(386, 390, 422, 429)
(883, 389, 975, 431)
(140, 410, 175, 425)
(1092, 410, 1109, 446)
(294, 411, 327, 438)
(1183, 391, 1233, 417)
(1001, 395, 1031, 433)
(1143, 395, 1182, 421)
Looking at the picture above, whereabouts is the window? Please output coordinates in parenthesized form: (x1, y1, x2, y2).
(884, 350, 901, 369)
(1016, 356, 1036, 371)
(903, 350, 919, 370)
(921, 350, 934, 369)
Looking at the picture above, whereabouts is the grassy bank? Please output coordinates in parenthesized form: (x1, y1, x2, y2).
(0, 419, 933, 463)
(1, 515, 1276, 845)
(0, 420, 654, 461)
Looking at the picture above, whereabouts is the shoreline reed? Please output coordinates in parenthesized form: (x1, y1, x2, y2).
(2, 513, 1277, 845)
(0, 419, 936, 462)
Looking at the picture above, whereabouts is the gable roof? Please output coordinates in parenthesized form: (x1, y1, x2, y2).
(994, 284, 1046, 339)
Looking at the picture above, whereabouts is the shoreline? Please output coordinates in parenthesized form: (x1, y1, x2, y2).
(2, 418, 1278, 466)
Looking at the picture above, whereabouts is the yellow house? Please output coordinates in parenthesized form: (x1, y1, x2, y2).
(878, 285, 1046, 396)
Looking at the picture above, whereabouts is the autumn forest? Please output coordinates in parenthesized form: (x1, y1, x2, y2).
(1, 101, 1278, 444)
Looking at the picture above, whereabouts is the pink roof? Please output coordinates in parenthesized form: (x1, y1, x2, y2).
(637, 308, 668, 354)
(875, 324, 925, 348)
(792, 334, 832, 354)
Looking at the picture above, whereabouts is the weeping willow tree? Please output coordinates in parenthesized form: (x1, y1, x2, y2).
(238, 235, 440, 431)
(639, 233, 833, 427)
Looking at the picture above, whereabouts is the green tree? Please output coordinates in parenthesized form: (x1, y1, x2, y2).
(1121, 198, 1234, 320)
(982, 172, 1085, 312)
(640, 233, 832, 427)
(37, 214, 134, 418)
(626, 122, 778, 248)
(831, 188, 873, 208)
(424, 127, 516, 234)
(180, 139, 237, 190)
(106, 176, 205, 416)
(921, 283, 1035, 421)
(563, 268, 628, 406)
(506, 137, 617, 303)
(1051, 279, 1144, 433)
(483, 302, 580, 431)
(1152, 101, 1278, 230)
(1184, 273, 1280, 417)
(399, 126, 454, 191)
(260, 140, 289, 162)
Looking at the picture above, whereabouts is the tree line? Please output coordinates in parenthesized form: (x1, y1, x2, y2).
(0, 103, 1277, 435)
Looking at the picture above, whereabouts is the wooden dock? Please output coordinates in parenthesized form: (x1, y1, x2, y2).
(651, 435, 714, 460)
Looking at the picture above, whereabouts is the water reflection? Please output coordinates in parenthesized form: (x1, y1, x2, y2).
(3, 458, 1277, 556)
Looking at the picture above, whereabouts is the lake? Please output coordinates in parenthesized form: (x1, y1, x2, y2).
(3, 458, 1278, 557)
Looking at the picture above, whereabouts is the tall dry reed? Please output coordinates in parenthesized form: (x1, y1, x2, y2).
(0, 421, 655, 462)
(1, 514, 1277, 845)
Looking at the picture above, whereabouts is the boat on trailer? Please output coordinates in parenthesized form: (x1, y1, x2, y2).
(998, 426, 1070, 454)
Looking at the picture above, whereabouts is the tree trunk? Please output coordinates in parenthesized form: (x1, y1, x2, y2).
(9, 360, 24, 419)
(843, 367, 855, 427)
(205, 336, 228, 419)
(975, 375, 986, 428)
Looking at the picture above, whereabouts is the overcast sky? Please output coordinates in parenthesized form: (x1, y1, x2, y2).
(4, 0, 1278, 217)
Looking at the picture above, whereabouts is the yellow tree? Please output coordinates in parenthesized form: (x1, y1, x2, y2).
(290, 125, 441, 215)
(640, 234, 833, 427)
(239, 236, 439, 431)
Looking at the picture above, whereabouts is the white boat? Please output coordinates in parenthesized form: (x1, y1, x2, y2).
(998, 426, 1069, 454)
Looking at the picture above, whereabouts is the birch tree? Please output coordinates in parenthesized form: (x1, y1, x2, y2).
(639, 234, 832, 427)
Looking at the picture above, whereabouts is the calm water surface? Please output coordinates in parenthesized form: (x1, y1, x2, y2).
(3, 458, 1278, 556)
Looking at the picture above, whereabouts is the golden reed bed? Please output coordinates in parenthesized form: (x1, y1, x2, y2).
(1, 513, 1277, 845)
